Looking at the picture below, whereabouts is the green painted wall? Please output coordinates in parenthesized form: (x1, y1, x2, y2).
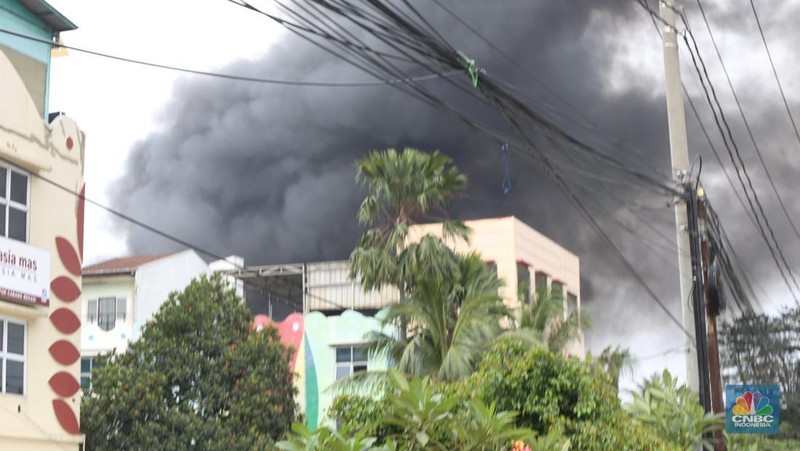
(303, 309, 393, 430)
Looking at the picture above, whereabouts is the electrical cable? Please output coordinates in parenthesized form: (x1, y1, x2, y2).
(433, 0, 672, 179)
(690, 0, 800, 244)
(747, 0, 800, 153)
(0, 154, 354, 312)
(635, 0, 765, 314)
(258, 0, 698, 341)
(681, 29, 800, 301)
(0, 27, 459, 88)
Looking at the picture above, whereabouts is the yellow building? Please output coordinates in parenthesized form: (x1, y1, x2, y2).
(0, 0, 85, 448)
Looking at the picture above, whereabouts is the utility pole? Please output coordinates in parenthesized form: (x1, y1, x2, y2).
(660, 1, 700, 395)
(698, 189, 726, 450)
(688, 186, 712, 414)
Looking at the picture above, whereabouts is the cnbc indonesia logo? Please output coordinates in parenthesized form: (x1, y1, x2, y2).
(726, 385, 780, 434)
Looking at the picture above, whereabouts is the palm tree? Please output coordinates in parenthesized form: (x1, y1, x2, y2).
(367, 252, 512, 382)
(349, 148, 468, 293)
(515, 286, 589, 354)
(597, 346, 632, 391)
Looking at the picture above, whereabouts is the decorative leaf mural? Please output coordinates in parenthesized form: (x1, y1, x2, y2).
(55, 237, 81, 276)
(77, 184, 85, 259)
(49, 340, 80, 365)
(52, 400, 80, 435)
(50, 276, 81, 302)
(50, 308, 81, 334)
(49, 372, 80, 397)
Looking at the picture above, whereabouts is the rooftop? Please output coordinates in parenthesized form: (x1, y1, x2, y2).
(83, 253, 173, 276)
(18, 0, 77, 32)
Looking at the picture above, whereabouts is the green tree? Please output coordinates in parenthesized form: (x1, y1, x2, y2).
(82, 276, 297, 449)
(625, 369, 724, 450)
(720, 306, 799, 438)
(367, 252, 512, 381)
(596, 346, 632, 391)
(317, 370, 541, 450)
(349, 148, 468, 304)
(513, 286, 589, 354)
(471, 339, 671, 450)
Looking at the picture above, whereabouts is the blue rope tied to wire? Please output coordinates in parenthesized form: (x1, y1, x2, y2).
(501, 143, 512, 195)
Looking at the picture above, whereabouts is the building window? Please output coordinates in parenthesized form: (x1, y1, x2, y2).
(567, 293, 578, 316)
(516, 262, 531, 304)
(81, 357, 100, 389)
(0, 165, 29, 242)
(335, 346, 367, 380)
(485, 261, 497, 278)
(551, 281, 564, 299)
(87, 297, 126, 331)
(0, 318, 25, 394)
(534, 272, 548, 296)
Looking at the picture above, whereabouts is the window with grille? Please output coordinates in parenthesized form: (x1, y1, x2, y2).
(86, 297, 127, 331)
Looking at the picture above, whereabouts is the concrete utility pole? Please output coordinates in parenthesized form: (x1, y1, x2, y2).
(659, 1, 699, 394)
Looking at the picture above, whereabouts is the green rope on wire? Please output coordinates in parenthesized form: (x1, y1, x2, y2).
(457, 51, 479, 88)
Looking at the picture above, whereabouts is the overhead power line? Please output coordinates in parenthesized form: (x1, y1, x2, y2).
(678, 16, 800, 301)
(747, 0, 800, 151)
(0, 27, 457, 88)
(692, 0, 800, 244)
(243, 0, 701, 341)
(0, 154, 352, 312)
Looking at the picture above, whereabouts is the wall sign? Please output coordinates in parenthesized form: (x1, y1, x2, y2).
(0, 236, 51, 306)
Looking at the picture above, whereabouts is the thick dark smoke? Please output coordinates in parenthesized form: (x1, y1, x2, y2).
(112, 0, 800, 378)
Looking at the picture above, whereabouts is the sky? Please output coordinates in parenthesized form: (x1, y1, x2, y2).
(44, 0, 800, 395)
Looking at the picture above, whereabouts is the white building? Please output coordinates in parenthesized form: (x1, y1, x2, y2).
(79, 250, 243, 387)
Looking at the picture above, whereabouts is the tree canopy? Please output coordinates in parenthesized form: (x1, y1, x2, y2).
(720, 306, 800, 438)
(82, 276, 297, 449)
(367, 251, 512, 381)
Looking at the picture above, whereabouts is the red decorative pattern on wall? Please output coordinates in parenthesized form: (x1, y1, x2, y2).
(253, 313, 304, 372)
(77, 185, 85, 259)
(50, 276, 81, 302)
(50, 183, 85, 434)
(50, 308, 81, 334)
(49, 372, 80, 397)
(49, 340, 80, 365)
(55, 237, 81, 276)
(52, 400, 80, 435)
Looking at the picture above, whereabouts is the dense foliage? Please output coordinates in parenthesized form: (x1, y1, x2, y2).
(514, 286, 588, 354)
(349, 147, 468, 293)
(82, 276, 297, 449)
(367, 251, 513, 381)
(330, 340, 671, 450)
(286, 370, 547, 450)
(625, 369, 724, 450)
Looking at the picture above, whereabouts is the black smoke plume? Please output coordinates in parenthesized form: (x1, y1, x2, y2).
(112, 0, 800, 379)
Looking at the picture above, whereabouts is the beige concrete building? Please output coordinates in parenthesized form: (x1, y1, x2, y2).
(410, 216, 583, 354)
(0, 0, 85, 448)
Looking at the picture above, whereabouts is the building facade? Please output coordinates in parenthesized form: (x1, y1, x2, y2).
(0, 0, 84, 447)
(79, 251, 243, 387)
(234, 216, 582, 430)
